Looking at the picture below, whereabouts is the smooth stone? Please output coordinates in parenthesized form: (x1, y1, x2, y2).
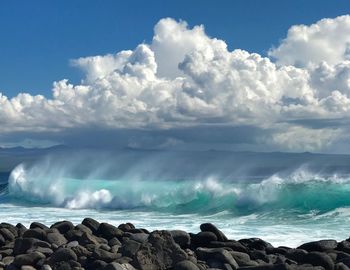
(174, 260, 200, 270)
(81, 218, 100, 234)
(239, 238, 274, 251)
(50, 247, 78, 263)
(92, 248, 121, 262)
(298, 240, 338, 252)
(46, 232, 68, 246)
(196, 247, 239, 269)
(51, 221, 74, 234)
(120, 239, 141, 257)
(0, 228, 15, 241)
(200, 223, 228, 242)
(98, 223, 123, 240)
(13, 251, 45, 266)
(22, 228, 46, 241)
(30, 222, 49, 230)
(170, 230, 191, 248)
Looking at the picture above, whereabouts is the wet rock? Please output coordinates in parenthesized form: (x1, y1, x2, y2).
(238, 264, 291, 270)
(128, 233, 149, 243)
(81, 218, 100, 234)
(174, 260, 201, 270)
(193, 232, 218, 247)
(0, 228, 15, 242)
(196, 247, 239, 269)
(50, 248, 78, 263)
(13, 238, 51, 255)
(298, 240, 338, 252)
(170, 230, 191, 248)
(22, 228, 46, 241)
(51, 221, 74, 234)
(13, 251, 45, 266)
(120, 239, 141, 257)
(46, 232, 68, 247)
(200, 223, 228, 242)
(92, 247, 121, 262)
(133, 230, 188, 270)
(240, 238, 274, 251)
(30, 222, 49, 230)
(98, 223, 123, 240)
(302, 252, 334, 270)
(208, 240, 248, 253)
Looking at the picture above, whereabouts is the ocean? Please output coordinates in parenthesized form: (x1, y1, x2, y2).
(1, 149, 350, 247)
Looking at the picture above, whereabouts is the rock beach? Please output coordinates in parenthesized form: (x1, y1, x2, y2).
(0, 221, 345, 270)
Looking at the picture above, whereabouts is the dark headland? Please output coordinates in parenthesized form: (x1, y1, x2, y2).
(0, 220, 347, 270)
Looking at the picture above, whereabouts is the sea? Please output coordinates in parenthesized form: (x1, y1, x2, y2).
(1, 149, 350, 248)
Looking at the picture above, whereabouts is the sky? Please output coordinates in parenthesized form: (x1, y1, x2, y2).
(1, 0, 350, 153)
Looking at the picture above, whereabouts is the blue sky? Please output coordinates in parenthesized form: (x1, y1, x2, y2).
(1, 0, 350, 97)
(2, 1, 350, 153)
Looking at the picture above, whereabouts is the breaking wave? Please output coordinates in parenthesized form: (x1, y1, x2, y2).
(3, 162, 350, 215)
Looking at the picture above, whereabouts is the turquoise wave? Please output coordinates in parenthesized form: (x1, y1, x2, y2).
(3, 163, 350, 215)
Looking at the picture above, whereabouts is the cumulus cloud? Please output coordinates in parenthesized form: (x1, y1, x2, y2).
(2, 16, 350, 152)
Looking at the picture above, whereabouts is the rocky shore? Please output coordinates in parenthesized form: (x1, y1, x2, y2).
(0, 220, 348, 270)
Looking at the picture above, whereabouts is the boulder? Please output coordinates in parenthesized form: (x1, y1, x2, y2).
(92, 248, 121, 262)
(13, 238, 51, 255)
(133, 230, 188, 270)
(13, 251, 45, 266)
(0, 228, 15, 241)
(81, 218, 100, 234)
(239, 238, 274, 251)
(302, 251, 334, 270)
(98, 223, 123, 240)
(193, 232, 218, 247)
(200, 223, 228, 242)
(298, 240, 338, 252)
(170, 230, 191, 248)
(30, 222, 49, 230)
(196, 247, 239, 269)
(46, 232, 68, 247)
(120, 239, 141, 257)
(50, 248, 78, 263)
(51, 221, 74, 234)
(22, 228, 46, 241)
(174, 260, 200, 270)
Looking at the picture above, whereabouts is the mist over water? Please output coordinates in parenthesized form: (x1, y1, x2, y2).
(2, 149, 350, 247)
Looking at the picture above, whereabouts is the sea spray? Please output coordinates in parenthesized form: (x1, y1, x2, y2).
(5, 161, 350, 215)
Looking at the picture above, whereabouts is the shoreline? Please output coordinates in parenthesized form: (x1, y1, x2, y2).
(0, 219, 346, 270)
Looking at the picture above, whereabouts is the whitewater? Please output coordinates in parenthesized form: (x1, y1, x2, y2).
(1, 150, 350, 247)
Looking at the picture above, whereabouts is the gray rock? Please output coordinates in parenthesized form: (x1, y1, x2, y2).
(13, 238, 51, 255)
(239, 238, 274, 251)
(134, 230, 188, 270)
(196, 247, 239, 269)
(200, 223, 228, 242)
(298, 240, 338, 252)
(335, 263, 350, 270)
(193, 231, 218, 247)
(98, 223, 123, 240)
(41, 265, 53, 270)
(21, 266, 37, 270)
(82, 218, 100, 234)
(22, 228, 46, 241)
(174, 260, 200, 270)
(170, 230, 191, 248)
(13, 251, 45, 266)
(0, 228, 15, 241)
(303, 251, 334, 270)
(92, 247, 121, 262)
(128, 233, 149, 243)
(120, 239, 141, 257)
(46, 232, 68, 246)
(30, 222, 49, 230)
(51, 221, 74, 234)
(50, 248, 78, 263)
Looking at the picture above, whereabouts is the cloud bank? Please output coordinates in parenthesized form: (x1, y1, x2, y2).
(2, 16, 350, 152)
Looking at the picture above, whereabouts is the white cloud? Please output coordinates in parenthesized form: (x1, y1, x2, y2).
(269, 15, 350, 67)
(2, 16, 350, 152)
